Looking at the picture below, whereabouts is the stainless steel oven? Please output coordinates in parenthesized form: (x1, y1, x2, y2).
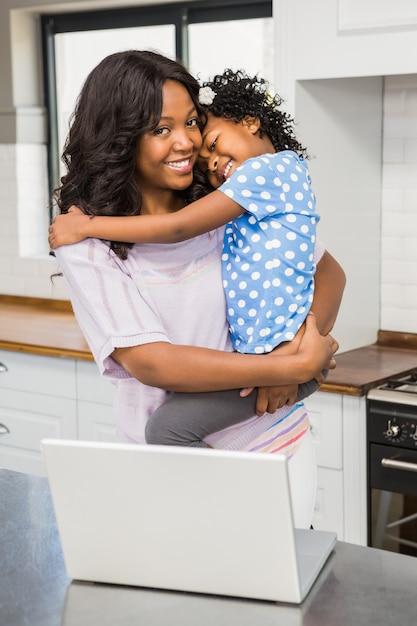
(367, 373, 417, 556)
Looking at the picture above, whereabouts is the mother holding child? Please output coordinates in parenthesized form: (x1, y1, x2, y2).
(49, 50, 345, 528)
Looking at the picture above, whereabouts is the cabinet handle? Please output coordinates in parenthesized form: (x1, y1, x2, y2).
(0, 362, 7, 373)
(381, 457, 417, 473)
(0, 423, 10, 435)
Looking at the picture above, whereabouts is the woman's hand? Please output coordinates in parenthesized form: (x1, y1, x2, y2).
(48, 205, 91, 249)
(296, 313, 338, 381)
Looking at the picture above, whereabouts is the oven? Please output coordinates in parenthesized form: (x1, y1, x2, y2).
(367, 373, 417, 556)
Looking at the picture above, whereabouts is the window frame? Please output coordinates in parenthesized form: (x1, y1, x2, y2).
(41, 0, 272, 200)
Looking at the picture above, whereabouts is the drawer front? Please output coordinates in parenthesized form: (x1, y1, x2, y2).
(0, 350, 76, 398)
(0, 447, 49, 476)
(304, 392, 343, 470)
(0, 389, 77, 452)
(76, 361, 115, 405)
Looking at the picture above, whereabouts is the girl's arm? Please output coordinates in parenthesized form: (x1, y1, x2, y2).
(269, 249, 345, 354)
(249, 250, 346, 414)
(48, 190, 243, 249)
(113, 313, 338, 393)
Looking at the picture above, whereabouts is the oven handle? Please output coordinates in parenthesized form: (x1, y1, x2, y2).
(381, 457, 417, 473)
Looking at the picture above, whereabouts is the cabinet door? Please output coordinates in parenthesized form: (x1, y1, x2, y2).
(76, 361, 116, 441)
(77, 401, 117, 442)
(304, 392, 343, 469)
(0, 351, 77, 475)
(312, 467, 344, 539)
(0, 389, 76, 476)
(76, 360, 115, 404)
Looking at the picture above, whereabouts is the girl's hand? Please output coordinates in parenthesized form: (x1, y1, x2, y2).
(239, 326, 303, 415)
(48, 205, 91, 249)
(240, 315, 337, 415)
(250, 384, 299, 416)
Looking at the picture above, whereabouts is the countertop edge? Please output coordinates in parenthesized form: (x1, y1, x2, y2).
(0, 340, 94, 361)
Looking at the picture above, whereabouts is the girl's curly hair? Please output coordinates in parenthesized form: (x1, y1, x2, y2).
(55, 50, 207, 260)
(200, 69, 308, 157)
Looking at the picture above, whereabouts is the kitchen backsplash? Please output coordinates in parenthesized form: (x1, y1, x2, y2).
(0, 76, 417, 332)
(381, 75, 417, 334)
(0, 144, 72, 300)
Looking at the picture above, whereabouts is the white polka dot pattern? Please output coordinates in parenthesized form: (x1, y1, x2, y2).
(219, 151, 319, 354)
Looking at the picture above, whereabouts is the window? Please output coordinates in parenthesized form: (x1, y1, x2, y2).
(41, 0, 273, 200)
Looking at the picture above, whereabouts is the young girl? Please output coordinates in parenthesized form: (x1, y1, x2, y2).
(49, 67, 338, 453)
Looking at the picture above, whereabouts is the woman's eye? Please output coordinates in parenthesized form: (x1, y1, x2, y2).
(154, 127, 169, 136)
(187, 117, 199, 128)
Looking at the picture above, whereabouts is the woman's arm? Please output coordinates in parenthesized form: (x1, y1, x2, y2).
(113, 313, 338, 393)
(310, 250, 346, 335)
(48, 190, 243, 249)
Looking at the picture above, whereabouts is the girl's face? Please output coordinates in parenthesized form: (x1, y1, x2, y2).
(135, 80, 202, 204)
(197, 114, 273, 189)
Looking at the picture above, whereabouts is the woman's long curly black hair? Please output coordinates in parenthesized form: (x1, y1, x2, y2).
(200, 69, 308, 157)
(55, 50, 208, 259)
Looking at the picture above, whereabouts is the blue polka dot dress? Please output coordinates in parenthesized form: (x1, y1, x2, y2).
(218, 150, 319, 354)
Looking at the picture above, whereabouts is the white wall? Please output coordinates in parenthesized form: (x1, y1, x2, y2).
(294, 77, 383, 352)
(381, 75, 417, 332)
(273, 0, 417, 352)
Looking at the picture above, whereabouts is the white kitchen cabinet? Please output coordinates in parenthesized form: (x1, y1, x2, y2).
(0, 350, 77, 475)
(314, 467, 344, 537)
(76, 360, 116, 442)
(0, 352, 116, 476)
(307, 392, 344, 538)
(305, 391, 367, 545)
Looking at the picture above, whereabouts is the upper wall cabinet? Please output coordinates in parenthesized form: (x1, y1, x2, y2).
(274, 0, 417, 104)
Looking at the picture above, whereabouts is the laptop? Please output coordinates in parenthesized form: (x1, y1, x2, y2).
(41, 439, 336, 604)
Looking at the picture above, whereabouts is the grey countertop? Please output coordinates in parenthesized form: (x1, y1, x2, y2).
(1, 468, 417, 626)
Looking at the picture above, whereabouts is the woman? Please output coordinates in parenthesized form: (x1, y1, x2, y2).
(53, 50, 344, 527)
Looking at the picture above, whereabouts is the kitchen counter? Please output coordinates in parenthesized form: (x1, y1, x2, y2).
(2, 295, 417, 395)
(1, 468, 417, 626)
(0, 295, 91, 360)
(318, 334, 417, 396)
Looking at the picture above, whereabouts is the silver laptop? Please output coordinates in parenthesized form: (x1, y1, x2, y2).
(41, 439, 336, 604)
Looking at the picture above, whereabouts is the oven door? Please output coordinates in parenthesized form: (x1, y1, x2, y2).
(369, 443, 417, 556)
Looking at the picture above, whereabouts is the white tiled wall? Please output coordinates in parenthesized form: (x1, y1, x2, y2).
(1, 77, 417, 332)
(381, 75, 417, 333)
(0, 144, 67, 299)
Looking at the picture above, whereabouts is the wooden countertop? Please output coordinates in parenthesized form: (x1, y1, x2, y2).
(319, 335, 417, 396)
(0, 295, 92, 361)
(1, 296, 417, 395)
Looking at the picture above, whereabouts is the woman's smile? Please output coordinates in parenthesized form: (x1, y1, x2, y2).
(165, 157, 194, 173)
(135, 80, 202, 197)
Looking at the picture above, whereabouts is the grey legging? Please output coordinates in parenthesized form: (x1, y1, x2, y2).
(145, 374, 327, 447)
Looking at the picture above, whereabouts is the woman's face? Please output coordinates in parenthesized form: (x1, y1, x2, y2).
(135, 80, 202, 200)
